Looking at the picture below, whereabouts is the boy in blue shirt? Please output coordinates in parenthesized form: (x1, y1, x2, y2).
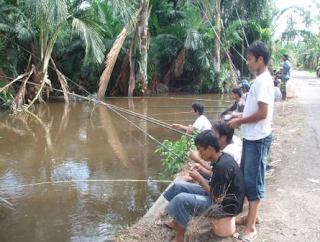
(280, 54, 291, 101)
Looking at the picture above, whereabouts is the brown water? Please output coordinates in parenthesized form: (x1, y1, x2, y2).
(0, 94, 228, 242)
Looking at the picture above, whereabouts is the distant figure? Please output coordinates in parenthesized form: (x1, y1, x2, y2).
(274, 80, 282, 101)
(238, 80, 250, 101)
(280, 54, 291, 101)
(218, 88, 245, 121)
(172, 102, 212, 133)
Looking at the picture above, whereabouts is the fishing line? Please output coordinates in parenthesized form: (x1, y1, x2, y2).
(101, 99, 188, 163)
(105, 96, 232, 103)
(149, 110, 222, 117)
(119, 105, 228, 108)
(234, 5, 249, 47)
(0, 179, 173, 191)
(195, 0, 247, 64)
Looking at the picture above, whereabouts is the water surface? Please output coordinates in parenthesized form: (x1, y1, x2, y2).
(0, 94, 228, 242)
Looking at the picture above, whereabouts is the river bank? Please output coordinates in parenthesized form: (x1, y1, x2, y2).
(115, 70, 320, 242)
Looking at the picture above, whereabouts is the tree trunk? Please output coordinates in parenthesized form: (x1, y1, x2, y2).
(163, 47, 186, 86)
(226, 52, 238, 88)
(110, 53, 130, 96)
(98, 7, 143, 100)
(128, 23, 140, 97)
(213, 0, 221, 72)
(241, 37, 245, 76)
(174, 47, 187, 78)
(135, 0, 151, 95)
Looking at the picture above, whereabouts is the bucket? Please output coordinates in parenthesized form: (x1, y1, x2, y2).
(210, 217, 236, 237)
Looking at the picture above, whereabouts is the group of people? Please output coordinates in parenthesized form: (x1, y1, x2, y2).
(159, 41, 275, 242)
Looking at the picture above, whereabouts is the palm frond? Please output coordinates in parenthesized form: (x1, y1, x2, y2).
(15, 22, 33, 43)
(24, 0, 68, 24)
(0, 23, 12, 32)
(71, 17, 106, 63)
(105, 0, 137, 23)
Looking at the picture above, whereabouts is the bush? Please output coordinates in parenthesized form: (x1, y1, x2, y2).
(155, 130, 200, 179)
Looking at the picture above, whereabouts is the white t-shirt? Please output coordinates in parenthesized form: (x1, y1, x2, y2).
(223, 136, 242, 166)
(193, 115, 212, 131)
(241, 71, 274, 140)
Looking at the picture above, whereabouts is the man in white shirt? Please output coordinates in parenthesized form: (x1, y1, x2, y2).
(172, 102, 212, 133)
(229, 41, 274, 242)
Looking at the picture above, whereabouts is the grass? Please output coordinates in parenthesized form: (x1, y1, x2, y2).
(301, 70, 317, 77)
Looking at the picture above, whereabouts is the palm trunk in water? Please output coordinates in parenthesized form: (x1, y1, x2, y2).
(213, 0, 221, 72)
(136, 0, 151, 95)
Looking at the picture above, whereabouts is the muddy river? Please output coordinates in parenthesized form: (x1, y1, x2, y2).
(0, 94, 229, 242)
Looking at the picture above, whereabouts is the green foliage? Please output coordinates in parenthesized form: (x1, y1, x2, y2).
(194, 64, 231, 94)
(155, 132, 199, 178)
(0, 0, 286, 99)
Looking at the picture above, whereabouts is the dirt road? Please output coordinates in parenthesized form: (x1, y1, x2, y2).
(258, 70, 320, 242)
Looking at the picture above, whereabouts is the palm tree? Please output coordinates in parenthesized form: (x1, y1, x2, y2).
(0, 0, 135, 110)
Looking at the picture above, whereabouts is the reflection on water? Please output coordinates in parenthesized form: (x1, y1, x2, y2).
(0, 94, 226, 242)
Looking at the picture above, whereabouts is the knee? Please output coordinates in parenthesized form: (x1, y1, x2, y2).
(164, 182, 185, 201)
(172, 193, 189, 204)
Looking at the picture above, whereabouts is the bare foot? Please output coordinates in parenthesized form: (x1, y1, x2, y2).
(236, 215, 260, 226)
(171, 235, 184, 242)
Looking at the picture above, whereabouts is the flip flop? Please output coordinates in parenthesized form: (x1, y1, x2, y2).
(155, 220, 173, 230)
(237, 233, 257, 242)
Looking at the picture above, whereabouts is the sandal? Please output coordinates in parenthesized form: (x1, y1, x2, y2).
(237, 233, 257, 242)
